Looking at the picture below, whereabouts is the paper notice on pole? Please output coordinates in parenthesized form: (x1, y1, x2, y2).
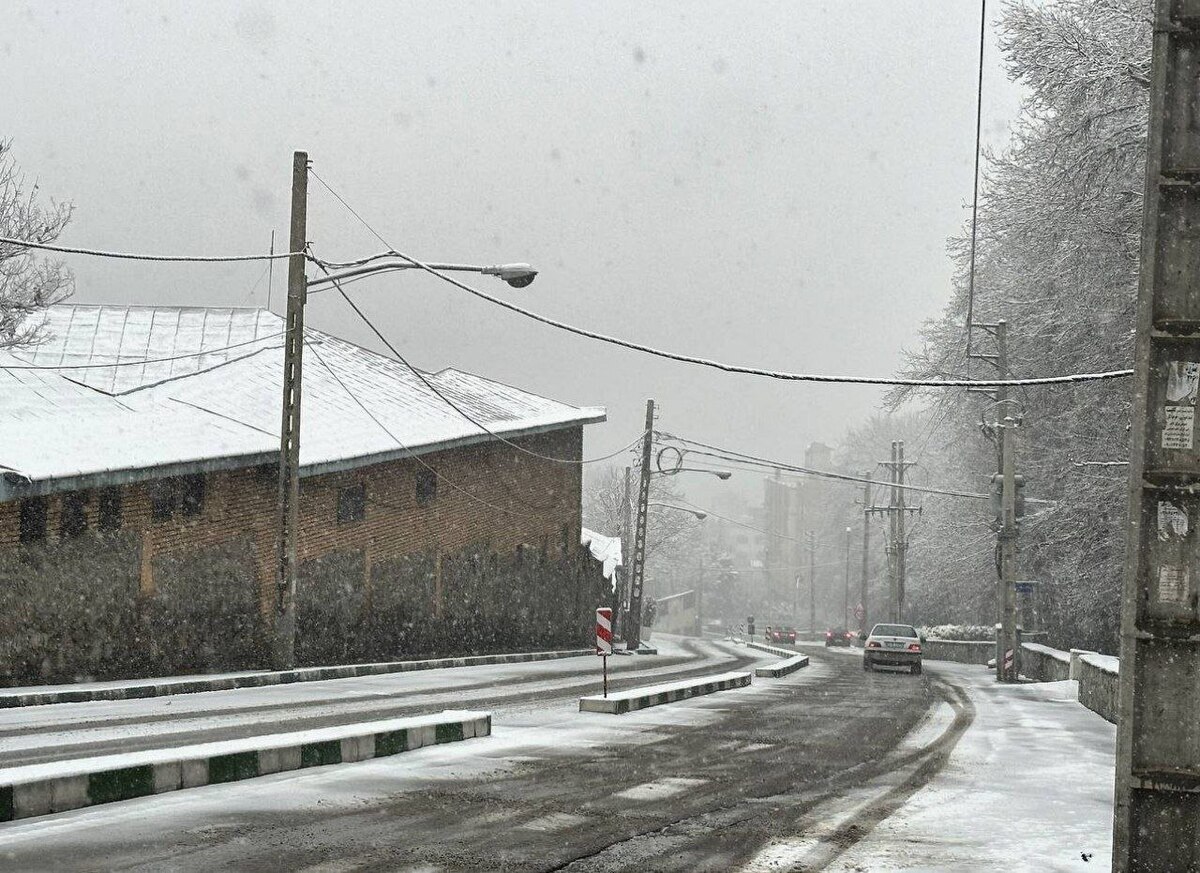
(1167, 361, 1200, 404)
(1158, 565, 1190, 605)
(1162, 405, 1195, 450)
(1158, 501, 1190, 541)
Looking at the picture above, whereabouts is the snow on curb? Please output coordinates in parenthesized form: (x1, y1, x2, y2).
(578, 671, 751, 715)
(0, 710, 491, 822)
(0, 650, 591, 709)
(745, 641, 810, 678)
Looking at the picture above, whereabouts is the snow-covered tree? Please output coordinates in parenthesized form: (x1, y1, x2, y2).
(0, 140, 73, 348)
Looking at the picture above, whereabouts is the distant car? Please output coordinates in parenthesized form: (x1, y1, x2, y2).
(766, 626, 797, 644)
(863, 623, 923, 675)
(824, 628, 855, 647)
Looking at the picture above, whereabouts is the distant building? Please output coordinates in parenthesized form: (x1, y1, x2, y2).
(0, 305, 608, 685)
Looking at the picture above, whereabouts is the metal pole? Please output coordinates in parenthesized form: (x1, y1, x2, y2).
(860, 474, 872, 634)
(274, 150, 307, 671)
(843, 526, 851, 629)
(1114, 4, 1200, 867)
(999, 406, 1018, 683)
(625, 401, 655, 650)
(808, 531, 816, 635)
(895, 440, 908, 623)
(888, 442, 899, 622)
(696, 554, 704, 636)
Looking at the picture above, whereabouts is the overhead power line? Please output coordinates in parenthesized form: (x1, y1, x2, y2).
(306, 170, 1133, 390)
(0, 236, 306, 263)
(308, 249, 647, 466)
(659, 433, 1054, 505)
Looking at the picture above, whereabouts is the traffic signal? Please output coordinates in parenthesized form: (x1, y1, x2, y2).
(747, 616, 756, 637)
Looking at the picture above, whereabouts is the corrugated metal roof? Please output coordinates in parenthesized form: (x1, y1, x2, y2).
(0, 305, 605, 494)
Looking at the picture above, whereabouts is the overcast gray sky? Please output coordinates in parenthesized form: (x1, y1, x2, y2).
(3, 1, 1023, 505)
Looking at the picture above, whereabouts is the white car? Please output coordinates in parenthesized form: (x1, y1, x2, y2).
(862, 623, 923, 675)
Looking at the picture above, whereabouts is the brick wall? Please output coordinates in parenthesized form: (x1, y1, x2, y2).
(0, 427, 605, 685)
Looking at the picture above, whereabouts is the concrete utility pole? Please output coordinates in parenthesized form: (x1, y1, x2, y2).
(860, 474, 872, 634)
(842, 526, 852, 630)
(1114, 3, 1200, 867)
(624, 401, 655, 650)
(274, 150, 308, 670)
(868, 442, 918, 622)
(612, 465, 633, 641)
(807, 530, 816, 635)
(969, 320, 1021, 683)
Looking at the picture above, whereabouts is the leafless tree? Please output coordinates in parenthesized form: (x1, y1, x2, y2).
(0, 140, 73, 349)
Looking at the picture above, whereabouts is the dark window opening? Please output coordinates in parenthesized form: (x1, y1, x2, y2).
(416, 470, 438, 508)
(98, 487, 122, 533)
(60, 491, 89, 539)
(179, 473, 206, 517)
(149, 479, 176, 522)
(19, 497, 47, 544)
(337, 483, 366, 524)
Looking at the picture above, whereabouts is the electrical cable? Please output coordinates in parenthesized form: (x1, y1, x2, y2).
(964, 0, 988, 368)
(0, 236, 306, 263)
(308, 248, 649, 465)
(660, 432, 1053, 504)
(307, 169, 1132, 389)
(303, 338, 531, 520)
(0, 331, 286, 370)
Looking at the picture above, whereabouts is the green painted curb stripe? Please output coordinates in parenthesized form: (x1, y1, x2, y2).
(0, 785, 13, 822)
(300, 739, 342, 768)
(374, 729, 408, 757)
(208, 750, 260, 784)
(435, 722, 464, 744)
(88, 765, 154, 805)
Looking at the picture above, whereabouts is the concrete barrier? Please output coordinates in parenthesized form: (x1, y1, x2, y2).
(579, 671, 751, 715)
(1078, 654, 1119, 724)
(754, 655, 809, 678)
(0, 710, 490, 822)
(1020, 642, 1072, 682)
(0, 649, 591, 709)
(922, 639, 994, 665)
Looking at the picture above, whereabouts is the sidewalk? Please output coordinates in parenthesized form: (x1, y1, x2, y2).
(831, 660, 1115, 872)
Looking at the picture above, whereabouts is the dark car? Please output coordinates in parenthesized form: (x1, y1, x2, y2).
(766, 626, 797, 644)
(825, 628, 855, 647)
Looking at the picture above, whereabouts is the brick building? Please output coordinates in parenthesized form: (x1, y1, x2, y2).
(0, 305, 608, 685)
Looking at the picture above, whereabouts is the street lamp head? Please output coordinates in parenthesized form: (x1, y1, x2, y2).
(483, 263, 538, 288)
(715, 470, 732, 480)
(694, 511, 708, 521)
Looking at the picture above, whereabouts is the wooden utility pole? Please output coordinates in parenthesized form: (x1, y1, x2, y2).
(1114, 3, 1200, 867)
(860, 474, 872, 634)
(624, 400, 655, 650)
(274, 150, 308, 670)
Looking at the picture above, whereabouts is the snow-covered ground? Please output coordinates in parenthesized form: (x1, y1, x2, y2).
(828, 661, 1115, 872)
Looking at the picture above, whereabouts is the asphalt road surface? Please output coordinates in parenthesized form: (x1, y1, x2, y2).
(0, 641, 965, 872)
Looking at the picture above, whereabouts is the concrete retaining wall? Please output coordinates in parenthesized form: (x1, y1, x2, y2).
(923, 639, 993, 665)
(1078, 654, 1120, 724)
(1020, 642, 1072, 682)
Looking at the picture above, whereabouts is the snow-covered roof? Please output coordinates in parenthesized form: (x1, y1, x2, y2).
(0, 305, 605, 497)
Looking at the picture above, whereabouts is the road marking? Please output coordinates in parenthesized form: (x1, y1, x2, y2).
(613, 776, 707, 801)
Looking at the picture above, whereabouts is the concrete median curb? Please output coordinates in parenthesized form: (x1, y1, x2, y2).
(578, 671, 751, 715)
(754, 655, 810, 678)
(0, 650, 590, 709)
(0, 709, 490, 822)
(745, 641, 810, 678)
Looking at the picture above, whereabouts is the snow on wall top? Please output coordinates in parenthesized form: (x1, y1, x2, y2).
(0, 305, 605, 489)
